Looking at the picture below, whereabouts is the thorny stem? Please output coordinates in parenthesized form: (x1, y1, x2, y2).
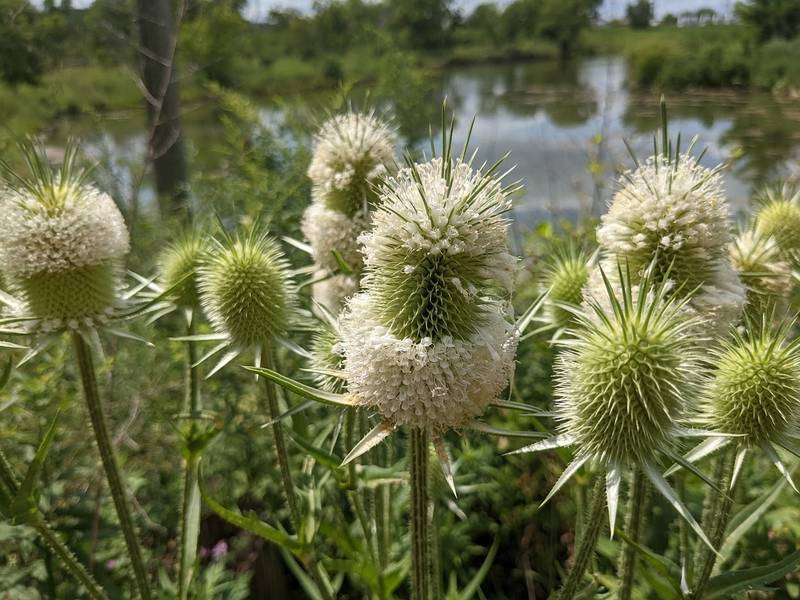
(345, 410, 379, 565)
(73, 332, 152, 600)
(262, 345, 333, 600)
(558, 477, 606, 600)
(0, 447, 108, 599)
(618, 469, 646, 600)
(691, 448, 736, 599)
(410, 427, 431, 600)
(178, 318, 202, 600)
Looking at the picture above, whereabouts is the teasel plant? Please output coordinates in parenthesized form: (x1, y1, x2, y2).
(0, 141, 186, 599)
(249, 113, 549, 599)
(666, 319, 800, 598)
(509, 262, 734, 600)
(753, 183, 800, 270)
(535, 242, 595, 340)
(178, 224, 337, 599)
(142, 231, 216, 599)
(298, 109, 397, 312)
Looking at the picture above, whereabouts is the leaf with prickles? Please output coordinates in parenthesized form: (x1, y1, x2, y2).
(192, 342, 228, 368)
(105, 328, 154, 347)
(606, 464, 622, 538)
(433, 437, 457, 498)
(171, 333, 229, 343)
(261, 400, 316, 429)
(341, 422, 394, 466)
(642, 463, 717, 555)
(243, 366, 355, 407)
(12, 408, 61, 524)
(489, 399, 554, 417)
(515, 292, 547, 334)
(540, 454, 590, 507)
(706, 550, 800, 599)
(506, 434, 575, 456)
(205, 349, 241, 379)
(664, 450, 728, 496)
(730, 446, 747, 490)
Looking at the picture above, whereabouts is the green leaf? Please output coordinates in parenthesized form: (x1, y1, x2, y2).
(457, 537, 499, 600)
(243, 366, 354, 407)
(178, 459, 201, 597)
(277, 546, 327, 600)
(330, 249, 354, 275)
(286, 429, 343, 471)
(706, 549, 800, 599)
(720, 464, 797, 563)
(198, 467, 305, 554)
(614, 529, 682, 598)
(11, 408, 61, 524)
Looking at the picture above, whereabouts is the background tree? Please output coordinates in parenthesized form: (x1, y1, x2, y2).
(626, 0, 654, 29)
(501, 0, 541, 42)
(390, 0, 453, 50)
(537, 0, 601, 60)
(0, 0, 45, 84)
(736, 0, 800, 41)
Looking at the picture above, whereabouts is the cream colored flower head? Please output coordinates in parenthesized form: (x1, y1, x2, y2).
(598, 153, 730, 292)
(307, 111, 396, 216)
(0, 144, 129, 329)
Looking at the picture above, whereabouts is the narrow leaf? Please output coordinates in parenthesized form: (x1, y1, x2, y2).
(433, 437, 457, 498)
(243, 366, 355, 407)
(506, 434, 575, 456)
(762, 442, 799, 493)
(458, 537, 500, 600)
(341, 422, 394, 466)
(606, 465, 621, 537)
(540, 454, 590, 507)
(706, 549, 800, 599)
(469, 421, 548, 439)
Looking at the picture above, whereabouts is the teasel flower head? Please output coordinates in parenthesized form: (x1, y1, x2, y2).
(158, 231, 209, 310)
(308, 317, 347, 395)
(754, 184, 800, 269)
(199, 228, 295, 352)
(0, 142, 129, 331)
(307, 111, 396, 216)
(301, 199, 367, 274)
(681, 321, 800, 493)
(729, 228, 791, 321)
(311, 271, 358, 314)
(339, 133, 521, 432)
(597, 151, 730, 293)
(541, 244, 592, 328)
(511, 263, 718, 548)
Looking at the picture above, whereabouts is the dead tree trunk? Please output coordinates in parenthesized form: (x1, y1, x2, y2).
(136, 0, 189, 218)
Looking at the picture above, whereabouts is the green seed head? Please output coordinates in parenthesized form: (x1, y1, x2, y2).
(556, 266, 702, 466)
(542, 245, 591, 327)
(754, 185, 800, 268)
(0, 143, 129, 329)
(199, 230, 295, 347)
(158, 232, 209, 309)
(701, 325, 800, 445)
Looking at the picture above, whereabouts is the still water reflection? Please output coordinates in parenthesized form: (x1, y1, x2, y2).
(57, 57, 800, 228)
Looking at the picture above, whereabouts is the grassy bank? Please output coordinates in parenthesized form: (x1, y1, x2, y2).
(587, 24, 800, 93)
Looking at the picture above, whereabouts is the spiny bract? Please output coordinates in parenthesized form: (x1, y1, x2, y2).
(700, 326, 800, 445)
(597, 153, 729, 292)
(158, 232, 209, 309)
(556, 268, 702, 466)
(754, 184, 800, 268)
(308, 323, 347, 394)
(361, 157, 517, 341)
(306, 111, 396, 216)
(0, 145, 129, 329)
(199, 231, 294, 347)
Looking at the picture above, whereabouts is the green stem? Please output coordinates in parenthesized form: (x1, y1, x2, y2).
(72, 332, 151, 600)
(0, 447, 108, 599)
(410, 427, 430, 600)
(558, 477, 606, 600)
(262, 345, 301, 529)
(177, 322, 202, 600)
(618, 469, 646, 600)
(691, 449, 736, 600)
(262, 345, 333, 600)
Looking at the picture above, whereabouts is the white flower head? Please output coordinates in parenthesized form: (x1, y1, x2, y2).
(0, 144, 129, 328)
(729, 228, 792, 319)
(361, 157, 517, 341)
(341, 293, 519, 432)
(307, 111, 396, 216)
(301, 198, 367, 273)
(598, 153, 730, 291)
(311, 271, 359, 314)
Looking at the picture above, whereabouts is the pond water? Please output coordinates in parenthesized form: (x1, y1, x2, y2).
(52, 56, 800, 231)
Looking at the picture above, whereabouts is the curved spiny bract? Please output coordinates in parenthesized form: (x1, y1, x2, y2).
(701, 325, 800, 446)
(0, 143, 129, 331)
(158, 231, 210, 310)
(307, 111, 396, 216)
(557, 267, 703, 467)
(598, 153, 730, 294)
(199, 230, 295, 348)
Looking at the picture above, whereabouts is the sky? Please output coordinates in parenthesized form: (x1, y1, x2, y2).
(242, 0, 736, 22)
